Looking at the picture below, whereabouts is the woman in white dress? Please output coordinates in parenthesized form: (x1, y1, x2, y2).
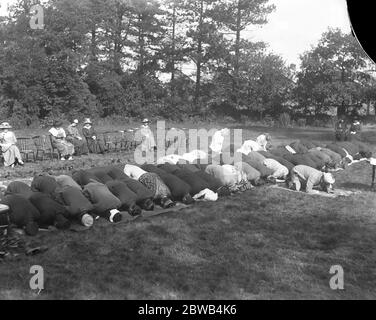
(0, 122, 24, 167)
(49, 120, 75, 161)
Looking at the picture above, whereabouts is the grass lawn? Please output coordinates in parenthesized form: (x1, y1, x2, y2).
(1, 122, 376, 299)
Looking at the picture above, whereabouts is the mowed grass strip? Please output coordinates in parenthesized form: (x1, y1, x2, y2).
(1, 125, 376, 299)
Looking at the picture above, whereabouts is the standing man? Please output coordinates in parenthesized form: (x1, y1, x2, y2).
(335, 118, 348, 142)
(66, 119, 88, 156)
(139, 118, 156, 152)
(349, 117, 362, 141)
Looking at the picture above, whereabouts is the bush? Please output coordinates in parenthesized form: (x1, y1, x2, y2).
(297, 118, 306, 127)
(262, 115, 275, 127)
(279, 113, 291, 128)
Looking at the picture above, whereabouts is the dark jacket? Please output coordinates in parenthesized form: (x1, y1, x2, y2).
(282, 153, 318, 169)
(269, 146, 292, 158)
(241, 154, 274, 177)
(171, 169, 209, 196)
(105, 180, 138, 210)
(325, 144, 347, 158)
(257, 151, 294, 171)
(6, 181, 33, 199)
(72, 170, 100, 186)
(1, 194, 40, 228)
(142, 164, 191, 200)
(177, 163, 201, 173)
(289, 141, 309, 154)
(91, 166, 154, 203)
(336, 142, 359, 156)
(29, 192, 70, 228)
(83, 182, 121, 215)
(60, 186, 94, 217)
(31, 175, 58, 196)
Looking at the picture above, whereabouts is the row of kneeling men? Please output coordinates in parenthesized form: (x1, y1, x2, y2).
(217, 139, 372, 192)
(0, 163, 255, 236)
(158, 138, 372, 193)
(0, 139, 372, 236)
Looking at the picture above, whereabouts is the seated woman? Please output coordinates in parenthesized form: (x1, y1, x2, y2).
(66, 119, 88, 156)
(82, 118, 105, 154)
(0, 122, 24, 167)
(49, 120, 75, 161)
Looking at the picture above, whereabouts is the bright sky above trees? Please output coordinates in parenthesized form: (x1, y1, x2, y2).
(0, 0, 351, 65)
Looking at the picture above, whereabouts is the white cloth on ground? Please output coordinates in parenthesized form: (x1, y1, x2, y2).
(285, 145, 296, 154)
(193, 188, 218, 201)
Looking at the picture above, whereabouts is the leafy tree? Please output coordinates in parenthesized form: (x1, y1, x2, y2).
(295, 28, 372, 116)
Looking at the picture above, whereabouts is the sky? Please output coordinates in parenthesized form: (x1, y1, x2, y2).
(0, 0, 352, 66)
(248, 0, 351, 66)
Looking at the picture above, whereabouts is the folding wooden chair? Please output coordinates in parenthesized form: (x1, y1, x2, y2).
(32, 135, 54, 160)
(120, 130, 133, 151)
(102, 131, 122, 152)
(17, 137, 36, 162)
(48, 135, 62, 159)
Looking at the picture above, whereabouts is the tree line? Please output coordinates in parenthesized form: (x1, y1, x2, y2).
(0, 0, 375, 128)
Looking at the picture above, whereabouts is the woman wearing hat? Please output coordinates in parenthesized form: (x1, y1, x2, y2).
(49, 120, 75, 161)
(0, 122, 24, 167)
(139, 118, 156, 152)
(66, 119, 88, 156)
(82, 118, 105, 154)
